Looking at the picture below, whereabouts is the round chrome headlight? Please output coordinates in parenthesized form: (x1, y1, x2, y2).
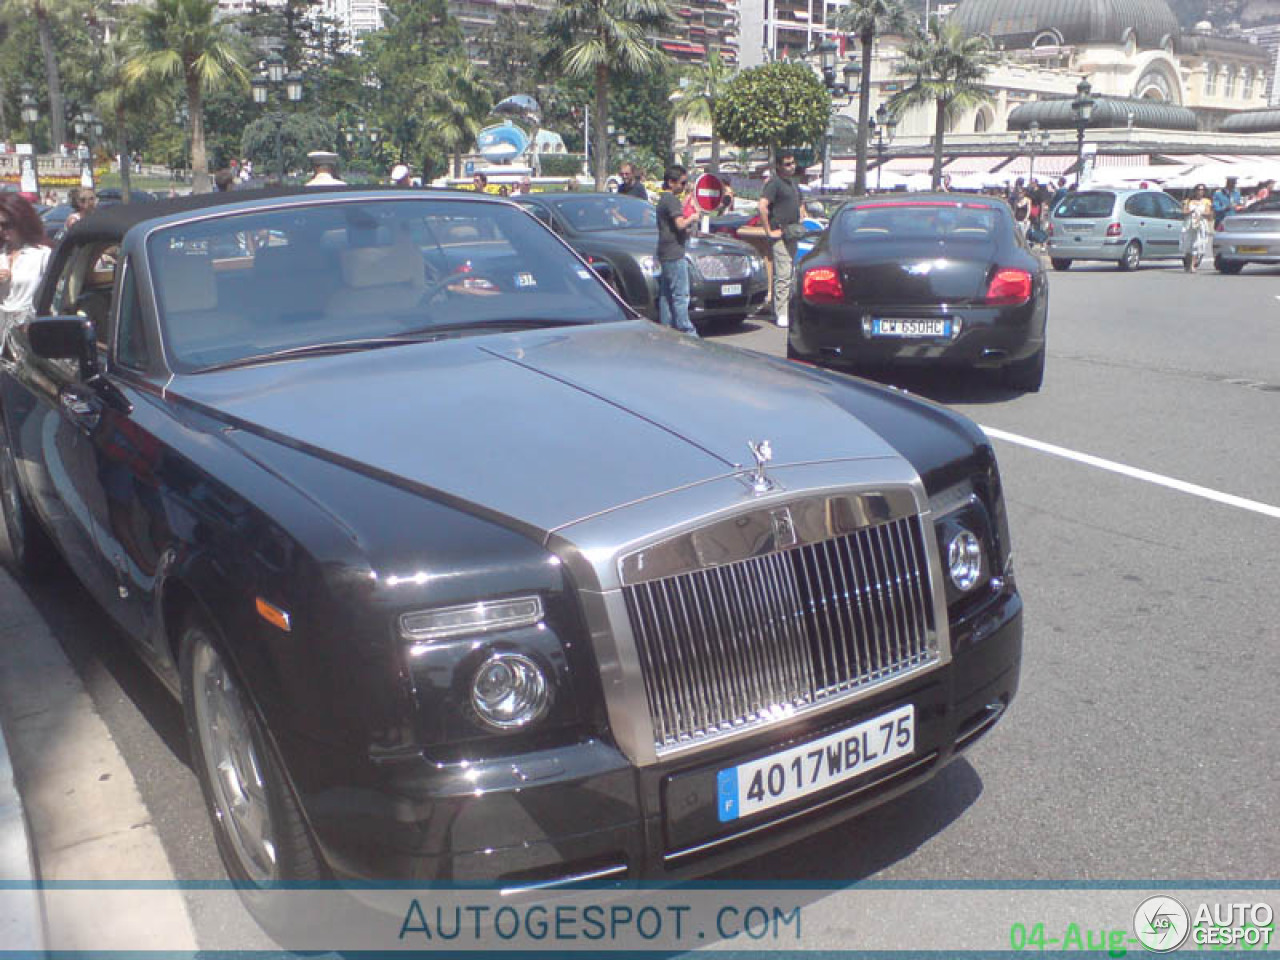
(946, 529, 984, 592)
(471, 653, 550, 730)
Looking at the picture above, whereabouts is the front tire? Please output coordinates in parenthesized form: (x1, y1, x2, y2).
(1215, 257, 1245, 275)
(1118, 241, 1141, 272)
(180, 612, 322, 886)
(1050, 258, 1072, 271)
(0, 420, 56, 577)
(1004, 347, 1046, 393)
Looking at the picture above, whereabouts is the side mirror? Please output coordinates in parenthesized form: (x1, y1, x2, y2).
(27, 316, 98, 381)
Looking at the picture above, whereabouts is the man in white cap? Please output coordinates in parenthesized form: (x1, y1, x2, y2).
(389, 163, 411, 187)
(305, 151, 346, 187)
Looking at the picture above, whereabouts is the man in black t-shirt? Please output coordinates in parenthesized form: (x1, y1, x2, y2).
(617, 162, 649, 202)
(655, 164, 698, 335)
(758, 151, 808, 327)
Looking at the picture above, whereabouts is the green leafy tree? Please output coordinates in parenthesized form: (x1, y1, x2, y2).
(889, 18, 996, 189)
(473, 8, 547, 101)
(241, 111, 335, 178)
(671, 47, 734, 174)
(0, 0, 84, 149)
(543, 0, 673, 190)
(123, 0, 250, 193)
(362, 0, 468, 179)
(832, 0, 910, 195)
(714, 60, 829, 161)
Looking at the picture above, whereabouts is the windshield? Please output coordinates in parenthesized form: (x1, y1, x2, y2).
(146, 198, 628, 372)
(554, 195, 657, 232)
(1055, 192, 1116, 218)
(834, 202, 1000, 243)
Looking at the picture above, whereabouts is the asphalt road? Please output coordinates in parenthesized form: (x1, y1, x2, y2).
(16, 258, 1280, 946)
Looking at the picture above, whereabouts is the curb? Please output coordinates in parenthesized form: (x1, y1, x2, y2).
(0, 716, 43, 952)
(0, 569, 197, 951)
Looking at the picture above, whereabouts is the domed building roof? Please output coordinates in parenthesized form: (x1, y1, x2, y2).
(949, 0, 1181, 52)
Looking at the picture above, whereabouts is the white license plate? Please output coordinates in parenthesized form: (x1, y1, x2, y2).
(716, 704, 915, 822)
(872, 318, 951, 338)
(721, 283, 743, 296)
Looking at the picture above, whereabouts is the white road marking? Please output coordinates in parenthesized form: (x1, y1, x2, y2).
(980, 425, 1280, 520)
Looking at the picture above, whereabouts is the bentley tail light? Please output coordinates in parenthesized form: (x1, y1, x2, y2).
(985, 268, 1032, 306)
(1215, 220, 1226, 232)
(1046, 221, 1054, 237)
(1105, 222, 1123, 237)
(802, 266, 844, 303)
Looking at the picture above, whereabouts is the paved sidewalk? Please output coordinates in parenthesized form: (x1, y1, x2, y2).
(0, 570, 197, 951)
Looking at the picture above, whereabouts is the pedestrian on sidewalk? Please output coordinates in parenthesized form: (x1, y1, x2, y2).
(655, 164, 698, 336)
(1181, 183, 1213, 272)
(758, 151, 808, 328)
(0, 194, 53, 345)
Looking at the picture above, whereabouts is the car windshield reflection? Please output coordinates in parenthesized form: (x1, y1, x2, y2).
(146, 198, 627, 373)
(553, 195, 657, 232)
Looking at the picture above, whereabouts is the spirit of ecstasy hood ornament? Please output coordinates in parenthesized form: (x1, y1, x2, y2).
(747, 439, 774, 494)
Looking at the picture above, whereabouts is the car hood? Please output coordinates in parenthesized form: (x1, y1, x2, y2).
(170, 321, 905, 536)
(575, 229, 757, 258)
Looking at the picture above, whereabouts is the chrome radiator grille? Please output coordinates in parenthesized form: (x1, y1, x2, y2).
(622, 515, 937, 752)
(692, 254, 753, 280)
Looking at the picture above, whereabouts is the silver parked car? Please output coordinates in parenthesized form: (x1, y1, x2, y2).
(1047, 188, 1184, 271)
(1213, 198, 1280, 274)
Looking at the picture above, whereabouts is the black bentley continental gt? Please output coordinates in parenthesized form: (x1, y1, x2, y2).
(0, 189, 1021, 918)
(787, 193, 1049, 391)
(515, 192, 769, 331)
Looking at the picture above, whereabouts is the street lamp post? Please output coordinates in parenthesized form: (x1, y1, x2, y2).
(1017, 119, 1051, 184)
(817, 39, 858, 189)
(252, 51, 303, 182)
(73, 110, 104, 189)
(1070, 77, 1095, 188)
(868, 102, 897, 192)
(18, 84, 41, 199)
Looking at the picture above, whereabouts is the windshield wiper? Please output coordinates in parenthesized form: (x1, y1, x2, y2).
(192, 320, 596, 373)
(193, 337, 418, 373)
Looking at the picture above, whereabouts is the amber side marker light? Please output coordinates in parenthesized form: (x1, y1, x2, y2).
(255, 597, 292, 632)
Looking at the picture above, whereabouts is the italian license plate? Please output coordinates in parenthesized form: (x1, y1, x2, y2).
(1237, 246, 1268, 254)
(872, 318, 951, 338)
(721, 283, 743, 296)
(716, 704, 915, 822)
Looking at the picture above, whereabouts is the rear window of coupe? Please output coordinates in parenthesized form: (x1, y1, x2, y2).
(1055, 192, 1115, 218)
(834, 203, 999, 242)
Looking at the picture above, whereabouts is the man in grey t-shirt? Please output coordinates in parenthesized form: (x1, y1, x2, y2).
(655, 164, 698, 335)
(758, 151, 808, 328)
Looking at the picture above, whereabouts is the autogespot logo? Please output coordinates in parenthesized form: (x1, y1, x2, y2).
(1134, 895, 1191, 952)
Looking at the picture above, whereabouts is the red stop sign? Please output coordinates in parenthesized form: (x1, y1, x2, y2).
(692, 172, 724, 213)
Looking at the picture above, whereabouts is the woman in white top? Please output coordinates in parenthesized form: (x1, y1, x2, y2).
(0, 193, 54, 343)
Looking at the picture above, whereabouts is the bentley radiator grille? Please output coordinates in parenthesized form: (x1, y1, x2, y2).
(692, 254, 753, 280)
(623, 516, 937, 751)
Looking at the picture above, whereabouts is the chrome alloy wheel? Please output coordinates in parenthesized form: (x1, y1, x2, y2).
(190, 636, 277, 884)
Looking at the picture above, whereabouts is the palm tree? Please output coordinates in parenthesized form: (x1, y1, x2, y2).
(1, 0, 85, 150)
(123, 0, 248, 193)
(831, 0, 910, 196)
(671, 46, 734, 174)
(889, 18, 996, 190)
(544, 0, 673, 190)
(419, 58, 492, 179)
(96, 35, 165, 203)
